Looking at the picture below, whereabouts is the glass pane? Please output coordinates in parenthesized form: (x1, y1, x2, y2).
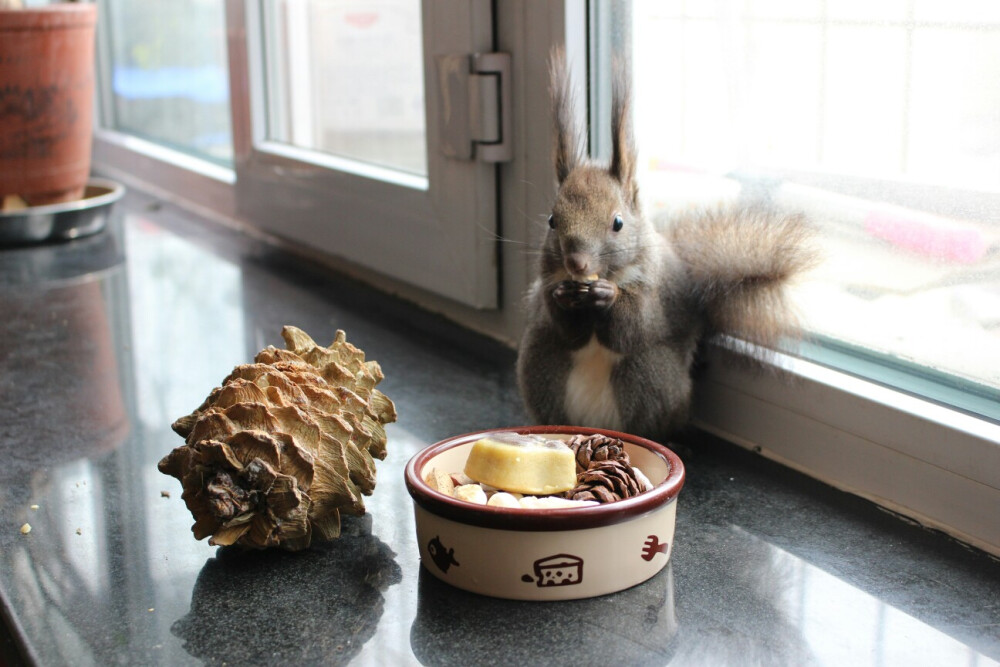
(104, 0, 232, 164)
(616, 2, 1000, 416)
(260, 0, 427, 177)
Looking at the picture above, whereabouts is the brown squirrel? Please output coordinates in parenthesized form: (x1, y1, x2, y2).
(516, 52, 815, 441)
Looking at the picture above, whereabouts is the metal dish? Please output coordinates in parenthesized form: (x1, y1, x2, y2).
(0, 178, 125, 246)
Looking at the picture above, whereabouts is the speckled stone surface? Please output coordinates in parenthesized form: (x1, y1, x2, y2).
(1, 188, 998, 666)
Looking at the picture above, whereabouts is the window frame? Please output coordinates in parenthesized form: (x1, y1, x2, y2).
(89, 0, 1000, 556)
(230, 0, 500, 310)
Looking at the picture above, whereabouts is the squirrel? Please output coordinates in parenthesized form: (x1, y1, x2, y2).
(516, 51, 816, 442)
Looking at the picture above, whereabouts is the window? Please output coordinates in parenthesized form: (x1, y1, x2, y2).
(232, 0, 500, 308)
(91, 1, 999, 553)
(618, 1, 1000, 418)
(260, 0, 427, 176)
(101, 0, 232, 165)
(604, 1, 999, 551)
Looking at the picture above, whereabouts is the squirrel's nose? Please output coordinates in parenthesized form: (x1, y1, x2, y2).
(565, 253, 590, 276)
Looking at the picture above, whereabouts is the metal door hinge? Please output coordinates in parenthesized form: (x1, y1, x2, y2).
(436, 52, 512, 163)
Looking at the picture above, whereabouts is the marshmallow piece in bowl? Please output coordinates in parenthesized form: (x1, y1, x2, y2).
(486, 492, 521, 508)
(454, 484, 488, 505)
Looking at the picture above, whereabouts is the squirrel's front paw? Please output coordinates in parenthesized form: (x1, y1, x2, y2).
(552, 279, 618, 310)
(553, 280, 588, 309)
(587, 279, 619, 309)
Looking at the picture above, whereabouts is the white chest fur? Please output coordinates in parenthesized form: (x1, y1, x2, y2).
(564, 335, 623, 430)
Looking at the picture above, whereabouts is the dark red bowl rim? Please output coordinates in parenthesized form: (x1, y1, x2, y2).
(403, 426, 686, 532)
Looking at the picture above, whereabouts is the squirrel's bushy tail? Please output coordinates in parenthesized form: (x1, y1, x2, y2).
(667, 205, 817, 351)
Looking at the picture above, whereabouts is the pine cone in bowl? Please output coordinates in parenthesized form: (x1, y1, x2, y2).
(565, 433, 631, 473)
(564, 460, 649, 504)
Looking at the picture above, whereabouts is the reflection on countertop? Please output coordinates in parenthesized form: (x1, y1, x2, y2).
(411, 563, 678, 664)
(173, 515, 401, 665)
(1, 188, 998, 666)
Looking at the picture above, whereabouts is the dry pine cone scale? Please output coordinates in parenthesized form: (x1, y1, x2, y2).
(159, 326, 396, 551)
(565, 433, 631, 473)
(565, 460, 644, 503)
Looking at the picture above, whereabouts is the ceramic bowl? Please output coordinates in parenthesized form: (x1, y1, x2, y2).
(404, 426, 685, 601)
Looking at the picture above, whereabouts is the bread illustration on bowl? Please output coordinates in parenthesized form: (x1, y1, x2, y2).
(522, 553, 584, 587)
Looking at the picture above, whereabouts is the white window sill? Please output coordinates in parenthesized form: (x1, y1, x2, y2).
(693, 340, 1000, 556)
(92, 130, 238, 222)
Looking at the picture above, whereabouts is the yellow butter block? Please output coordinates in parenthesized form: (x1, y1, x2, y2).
(464, 432, 576, 495)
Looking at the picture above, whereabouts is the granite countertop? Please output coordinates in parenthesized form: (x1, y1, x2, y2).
(1, 188, 998, 666)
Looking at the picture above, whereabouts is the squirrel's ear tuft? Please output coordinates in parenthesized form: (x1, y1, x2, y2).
(550, 47, 582, 185)
(610, 55, 638, 209)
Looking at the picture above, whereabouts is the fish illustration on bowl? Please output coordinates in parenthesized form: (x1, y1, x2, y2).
(427, 536, 459, 574)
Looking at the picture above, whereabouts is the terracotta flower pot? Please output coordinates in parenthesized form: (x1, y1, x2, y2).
(0, 4, 97, 206)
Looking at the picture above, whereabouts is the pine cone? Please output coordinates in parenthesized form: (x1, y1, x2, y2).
(158, 326, 397, 551)
(566, 434, 630, 474)
(564, 460, 644, 504)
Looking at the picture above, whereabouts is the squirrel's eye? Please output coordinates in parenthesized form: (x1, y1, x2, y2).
(612, 214, 624, 232)
(548, 214, 556, 229)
